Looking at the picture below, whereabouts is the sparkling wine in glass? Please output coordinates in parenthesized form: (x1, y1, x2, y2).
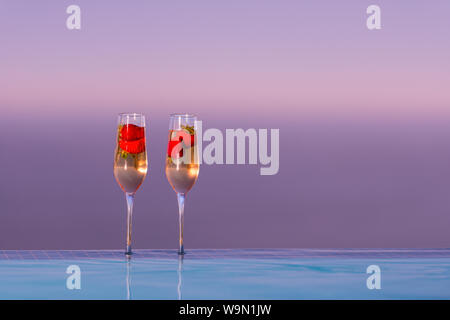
(165, 114, 200, 255)
(114, 113, 148, 255)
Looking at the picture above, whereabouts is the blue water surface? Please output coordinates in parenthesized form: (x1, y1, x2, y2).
(1, 249, 449, 299)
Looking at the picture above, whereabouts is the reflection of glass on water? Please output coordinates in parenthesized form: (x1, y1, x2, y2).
(178, 255, 184, 300)
(126, 257, 132, 300)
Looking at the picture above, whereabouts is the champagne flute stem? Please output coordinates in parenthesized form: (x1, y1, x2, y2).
(177, 193, 185, 255)
(125, 193, 134, 255)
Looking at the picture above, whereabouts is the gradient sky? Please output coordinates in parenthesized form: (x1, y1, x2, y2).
(1, 1, 449, 115)
(1, 1, 450, 249)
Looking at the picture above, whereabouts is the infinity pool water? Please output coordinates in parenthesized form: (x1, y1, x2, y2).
(1, 249, 449, 299)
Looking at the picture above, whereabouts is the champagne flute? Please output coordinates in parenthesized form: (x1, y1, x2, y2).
(165, 114, 200, 255)
(114, 113, 148, 255)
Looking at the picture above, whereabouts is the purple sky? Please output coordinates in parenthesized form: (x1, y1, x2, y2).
(1, 1, 450, 249)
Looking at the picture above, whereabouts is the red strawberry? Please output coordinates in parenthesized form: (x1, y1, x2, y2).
(120, 124, 145, 141)
(182, 134, 195, 147)
(120, 139, 145, 154)
(167, 140, 183, 158)
(174, 131, 195, 147)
